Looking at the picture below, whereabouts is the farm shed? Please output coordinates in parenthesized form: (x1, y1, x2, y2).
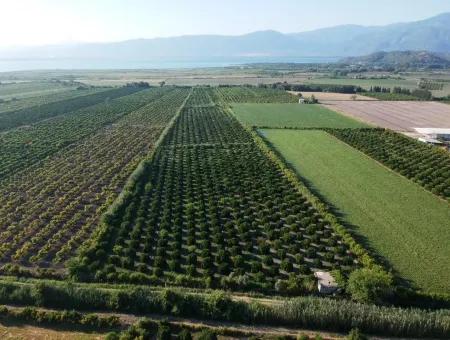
(314, 271, 338, 294)
(415, 128, 450, 141)
(298, 98, 306, 104)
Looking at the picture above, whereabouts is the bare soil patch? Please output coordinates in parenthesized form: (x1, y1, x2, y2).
(321, 101, 450, 132)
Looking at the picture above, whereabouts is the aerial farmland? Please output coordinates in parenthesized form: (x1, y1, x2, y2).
(0, 78, 448, 339)
(1, 4, 450, 336)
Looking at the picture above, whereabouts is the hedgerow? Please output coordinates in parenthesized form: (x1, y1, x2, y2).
(0, 305, 120, 329)
(0, 281, 447, 337)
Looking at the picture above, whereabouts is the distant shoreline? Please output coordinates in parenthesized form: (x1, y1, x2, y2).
(0, 56, 339, 72)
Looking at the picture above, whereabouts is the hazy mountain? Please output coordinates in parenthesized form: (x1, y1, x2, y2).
(1, 13, 449, 60)
(340, 51, 450, 68)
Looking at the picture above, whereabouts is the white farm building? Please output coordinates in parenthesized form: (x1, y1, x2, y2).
(415, 128, 450, 142)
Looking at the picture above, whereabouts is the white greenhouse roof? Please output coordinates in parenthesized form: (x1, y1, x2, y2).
(415, 128, 450, 134)
(418, 137, 443, 144)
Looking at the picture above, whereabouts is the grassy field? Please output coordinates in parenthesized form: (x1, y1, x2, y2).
(232, 103, 368, 128)
(261, 129, 450, 293)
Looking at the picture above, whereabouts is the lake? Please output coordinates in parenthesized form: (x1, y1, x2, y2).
(0, 56, 339, 72)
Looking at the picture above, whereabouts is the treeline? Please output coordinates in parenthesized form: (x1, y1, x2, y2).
(368, 86, 432, 100)
(0, 281, 447, 337)
(260, 82, 434, 100)
(261, 82, 364, 94)
(125, 81, 151, 88)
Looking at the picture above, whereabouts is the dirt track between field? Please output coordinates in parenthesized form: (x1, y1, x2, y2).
(321, 100, 450, 132)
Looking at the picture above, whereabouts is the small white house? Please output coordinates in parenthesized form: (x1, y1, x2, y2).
(298, 98, 306, 104)
(314, 271, 338, 294)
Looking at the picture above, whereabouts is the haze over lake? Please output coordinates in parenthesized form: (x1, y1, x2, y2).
(0, 56, 339, 72)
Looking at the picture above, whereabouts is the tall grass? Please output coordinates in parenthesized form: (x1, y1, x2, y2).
(0, 281, 447, 337)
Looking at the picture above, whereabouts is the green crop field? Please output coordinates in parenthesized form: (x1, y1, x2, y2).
(232, 103, 369, 128)
(329, 129, 450, 201)
(261, 129, 450, 293)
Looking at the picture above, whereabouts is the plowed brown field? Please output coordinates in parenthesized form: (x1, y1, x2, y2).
(321, 101, 450, 132)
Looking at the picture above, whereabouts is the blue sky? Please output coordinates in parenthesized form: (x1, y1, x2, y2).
(1, 0, 450, 47)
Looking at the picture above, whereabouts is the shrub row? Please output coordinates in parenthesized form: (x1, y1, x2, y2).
(0, 304, 120, 329)
(0, 281, 447, 337)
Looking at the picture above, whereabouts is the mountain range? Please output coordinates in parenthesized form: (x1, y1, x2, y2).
(1, 13, 450, 60)
(340, 51, 450, 67)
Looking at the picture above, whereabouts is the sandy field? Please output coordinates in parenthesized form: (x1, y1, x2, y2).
(321, 101, 450, 132)
(288, 91, 377, 101)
